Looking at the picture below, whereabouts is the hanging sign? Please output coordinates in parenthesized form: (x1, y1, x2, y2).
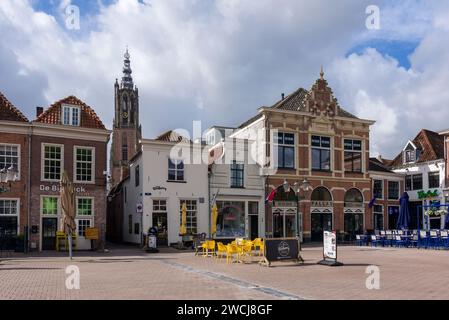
(85, 228, 99, 240)
(318, 231, 343, 266)
(136, 203, 143, 213)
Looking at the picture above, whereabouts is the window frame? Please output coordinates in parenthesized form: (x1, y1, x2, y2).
(41, 143, 64, 182)
(344, 139, 363, 173)
(405, 174, 423, 191)
(180, 200, 197, 234)
(373, 204, 384, 231)
(428, 171, 440, 189)
(40, 196, 60, 216)
(135, 165, 140, 187)
(62, 104, 81, 126)
(273, 132, 295, 169)
(0, 143, 21, 181)
(0, 198, 20, 236)
(230, 161, 244, 188)
(387, 181, 400, 200)
(373, 179, 384, 200)
(76, 197, 94, 217)
(73, 146, 95, 184)
(311, 135, 331, 171)
(168, 158, 185, 182)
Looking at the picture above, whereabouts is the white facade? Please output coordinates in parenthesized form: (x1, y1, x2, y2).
(209, 139, 265, 240)
(393, 160, 446, 229)
(123, 139, 209, 245)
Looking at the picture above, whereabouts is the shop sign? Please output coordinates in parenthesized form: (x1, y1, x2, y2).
(259, 237, 304, 267)
(136, 203, 143, 213)
(40, 184, 87, 193)
(85, 228, 99, 240)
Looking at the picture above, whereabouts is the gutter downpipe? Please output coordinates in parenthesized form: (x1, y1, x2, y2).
(27, 123, 32, 253)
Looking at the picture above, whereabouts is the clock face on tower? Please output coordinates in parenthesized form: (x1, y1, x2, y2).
(122, 112, 129, 119)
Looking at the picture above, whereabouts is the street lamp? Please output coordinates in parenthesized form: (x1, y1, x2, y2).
(293, 178, 312, 242)
(0, 166, 18, 193)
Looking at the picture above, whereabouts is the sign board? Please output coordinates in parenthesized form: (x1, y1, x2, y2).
(259, 237, 304, 267)
(318, 231, 343, 266)
(85, 228, 99, 240)
(136, 203, 143, 213)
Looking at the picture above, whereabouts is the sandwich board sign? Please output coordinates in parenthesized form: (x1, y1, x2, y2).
(318, 231, 343, 266)
(259, 237, 304, 267)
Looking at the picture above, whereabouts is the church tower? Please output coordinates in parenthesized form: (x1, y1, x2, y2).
(110, 49, 142, 187)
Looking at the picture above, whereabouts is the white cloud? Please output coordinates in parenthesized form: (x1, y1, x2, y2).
(1, 0, 449, 160)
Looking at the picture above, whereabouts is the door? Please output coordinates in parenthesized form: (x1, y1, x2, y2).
(344, 213, 363, 241)
(311, 212, 332, 242)
(273, 209, 297, 238)
(249, 215, 259, 240)
(42, 218, 58, 250)
(273, 211, 283, 238)
(285, 214, 297, 238)
(153, 213, 168, 246)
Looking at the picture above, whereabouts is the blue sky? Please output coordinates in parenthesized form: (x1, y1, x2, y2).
(1, 0, 449, 158)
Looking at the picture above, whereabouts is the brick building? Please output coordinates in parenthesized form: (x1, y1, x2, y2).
(28, 96, 111, 251)
(232, 69, 375, 242)
(369, 157, 404, 230)
(0, 92, 30, 249)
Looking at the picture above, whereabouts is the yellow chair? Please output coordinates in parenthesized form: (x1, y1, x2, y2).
(205, 240, 216, 257)
(253, 238, 264, 256)
(240, 242, 254, 262)
(258, 241, 265, 257)
(216, 242, 227, 260)
(225, 244, 241, 264)
(200, 241, 209, 256)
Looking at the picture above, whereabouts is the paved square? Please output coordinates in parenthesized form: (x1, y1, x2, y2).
(1, 245, 448, 300)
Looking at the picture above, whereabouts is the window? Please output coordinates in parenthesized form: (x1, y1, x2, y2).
(75, 147, 94, 183)
(0, 144, 19, 178)
(230, 161, 244, 188)
(216, 201, 245, 238)
(77, 219, 91, 237)
(404, 149, 415, 163)
(134, 223, 140, 235)
(406, 174, 423, 191)
(274, 132, 295, 169)
(373, 180, 383, 199)
(122, 144, 128, 161)
(42, 197, 58, 215)
(42, 144, 63, 181)
(344, 139, 362, 172)
(76, 197, 94, 238)
(312, 136, 331, 171)
(128, 215, 133, 234)
(168, 159, 184, 181)
(62, 105, 80, 126)
(428, 172, 440, 189)
(388, 181, 399, 200)
(0, 200, 19, 237)
(135, 165, 140, 187)
(373, 205, 384, 230)
(180, 200, 197, 234)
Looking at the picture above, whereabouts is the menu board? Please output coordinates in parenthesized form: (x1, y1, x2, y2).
(323, 231, 337, 260)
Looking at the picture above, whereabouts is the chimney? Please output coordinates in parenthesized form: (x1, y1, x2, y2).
(377, 154, 383, 163)
(281, 93, 285, 100)
(36, 106, 44, 117)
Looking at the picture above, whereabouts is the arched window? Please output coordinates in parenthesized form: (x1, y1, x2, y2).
(344, 188, 363, 207)
(311, 187, 332, 201)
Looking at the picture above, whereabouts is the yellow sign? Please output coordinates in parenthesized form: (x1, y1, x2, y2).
(85, 228, 99, 240)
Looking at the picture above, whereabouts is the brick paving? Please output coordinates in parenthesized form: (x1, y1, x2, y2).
(1, 245, 449, 300)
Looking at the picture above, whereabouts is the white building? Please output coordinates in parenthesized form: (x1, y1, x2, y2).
(122, 131, 209, 246)
(390, 129, 446, 230)
(209, 138, 265, 240)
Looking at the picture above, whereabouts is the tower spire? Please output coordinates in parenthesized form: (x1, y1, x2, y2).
(121, 47, 134, 89)
(320, 65, 324, 80)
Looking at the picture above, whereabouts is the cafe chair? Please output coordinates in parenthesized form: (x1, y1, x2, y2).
(216, 242, 227, 260)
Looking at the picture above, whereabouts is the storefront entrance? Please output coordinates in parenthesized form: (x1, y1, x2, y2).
(42, 218, 58, 250)
(272, 208, 297, 238)
(344, 213, 363, 241)
(311, 212, 332, 242)
(249, 215, 259, 240)
(153, 213, 168, 246)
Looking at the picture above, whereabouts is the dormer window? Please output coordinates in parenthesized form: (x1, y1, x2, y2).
(62, 105, 80, 126)
(403, 141, 419, 164)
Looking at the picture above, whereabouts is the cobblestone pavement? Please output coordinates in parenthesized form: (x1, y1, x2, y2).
(1, 245, 448, 300)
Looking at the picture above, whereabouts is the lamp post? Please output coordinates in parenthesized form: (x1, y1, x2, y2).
(294, 178, 312, 242)
(0, 166, 18, 193)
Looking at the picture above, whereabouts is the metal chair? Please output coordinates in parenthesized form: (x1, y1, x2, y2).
(418, 230, 429, 249)
(440, 230, 449, 250)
